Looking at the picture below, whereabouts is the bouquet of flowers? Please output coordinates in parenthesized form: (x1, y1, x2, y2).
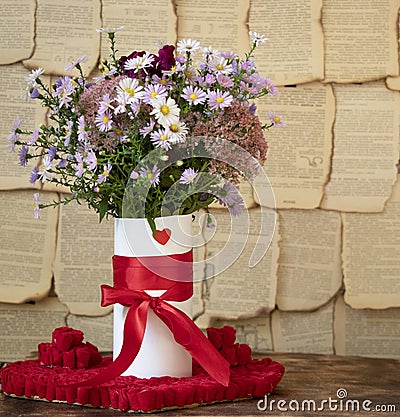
(8, 28, 283, 232)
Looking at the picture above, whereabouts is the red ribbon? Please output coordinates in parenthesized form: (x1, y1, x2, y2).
(71, 252, 230, 387)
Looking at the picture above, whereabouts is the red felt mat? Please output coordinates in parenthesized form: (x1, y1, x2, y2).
(0, 326, 284, 413)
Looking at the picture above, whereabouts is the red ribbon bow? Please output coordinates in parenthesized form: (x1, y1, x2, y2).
(72, 252, 230, 387)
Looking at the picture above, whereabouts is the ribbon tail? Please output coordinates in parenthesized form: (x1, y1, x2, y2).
(155, 304, 231, 386)
(64, 301, 149, 387)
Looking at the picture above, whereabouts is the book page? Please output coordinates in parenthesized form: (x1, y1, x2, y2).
(249, 0, 324, 86)
(0, 0, 35, 64)
(23, 0, 101, 76)
(0, 190, 58, 303)
(276, 209, 342, 311)
(271, 299, 335, 354)
(197, 207, 279, 322)
(212, 315, 273, 353)
(54, 199, 114, 316)
(334, 294, 400, 359)
(386, 8, 400, 91)
(175, 0, 249, 55)
(341, 177, 400, 309)
(67, 313, 113, 353)
(100, 0, 177, 57)
(321, 81, 399, 212)
(0, 64, 47, 190)
(0, 297, 68, 362)
(322, 0, 400, 83)
(254, 83, 335, 209)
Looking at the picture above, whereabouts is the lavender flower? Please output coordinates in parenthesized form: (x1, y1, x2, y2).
(18, 145, 29, 166)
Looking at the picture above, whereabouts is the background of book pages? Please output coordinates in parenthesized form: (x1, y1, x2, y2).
(1, 0, 400, 362)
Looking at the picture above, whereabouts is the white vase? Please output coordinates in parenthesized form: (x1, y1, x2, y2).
(113, 214, 193, 378)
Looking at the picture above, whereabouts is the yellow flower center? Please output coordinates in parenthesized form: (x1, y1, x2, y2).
(159, 79, 167, 85)
(216, 97, 224, 104)
(103, 115, 109, 123)
(102, 169, 108, 176)
(160, 105, 170, 115)
(160, 134, 168, 141)
(273, 116, 281, 123)
(147, 172, 155, 180)
(216, 63, 224, 70)
(189, 93, 197, 101)
(150, 91, 158, 98)
(125, 88, 134, 97)
(169, 124, 179, 133)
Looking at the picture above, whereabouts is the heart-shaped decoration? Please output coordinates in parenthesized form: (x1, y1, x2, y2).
(153, 228, 171, 245)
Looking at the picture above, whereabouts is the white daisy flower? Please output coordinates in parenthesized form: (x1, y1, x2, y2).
(124, 52, 155, 73)
(150, 97, 180, 128)
(116, 77, 144, 104)
(177, 39, 201, 53)
(249, 31, 268, 46)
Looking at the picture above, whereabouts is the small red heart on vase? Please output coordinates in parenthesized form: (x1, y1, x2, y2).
(153, 228, 171, 245)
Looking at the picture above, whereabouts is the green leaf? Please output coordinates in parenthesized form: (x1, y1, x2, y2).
(98, 197, 109, 223)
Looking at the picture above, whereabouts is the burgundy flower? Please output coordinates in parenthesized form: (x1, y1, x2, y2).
(157, 45, 175, 72)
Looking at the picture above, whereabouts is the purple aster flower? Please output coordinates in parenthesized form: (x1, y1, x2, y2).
(95, 110, 113, 132)
(97, 163, 112, 184)
(179, 168, 198, 184)
(205, 74, 215, 85)
(18, 145, 29, 166)
(249, 103, 257, 115)
(37, 155, 54, 183)
(139, 119, 155, 137)
(7, 118, 22, 151)
(84, 150, 97, 171)
(77, 115, 87, 142)
(216, 74, 234, 88)
(216, 182, 244, 217)
(33, 193, 41, 220)
(182, 86, 207, 105)
(207, 90, 233, 110)
(29, 166, 39, 184)
(74, 153, 84, 177)
(130, 170, 139, 179)
(268, 111, 286, 128)
(58, 159, 67, 168)
(64, 55, 88, 72)
(150, 129, 173, 150)
(139, 165, 160, 186)
(48, 146, 57, 161)
(54, 76, 75, 108)
(30, 88, 39, 99)
(27, 128, 39, 145)
(264, 78, 278, 95)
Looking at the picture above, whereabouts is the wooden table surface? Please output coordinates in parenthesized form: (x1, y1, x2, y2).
(1, 352, 399, 416)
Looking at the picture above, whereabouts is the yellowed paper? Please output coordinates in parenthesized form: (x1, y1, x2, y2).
(0, 64, 48, 190)
(386, 8, 400, 91)
(175, 0, 249, 56)
(0, 190, 58, 303)
(54, 199, 114, 316)
(249, 0, 324, 86)
(67, 313, 113, 353)
(100, 0, 177, 56)
(322, 0, 400, 83)
(198, 207, 279, 322)
(0, 0, 35, 65)
(0, 297, 68, 362)
(334, 294, 400, 359)
(271, 299, 335, 354)
(255, 83, 335, 209)
(23, 0, 101, 76)
(341, 177, 400, 309)
(276, 209, 342, 311)
(321, 81, 399, 212)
